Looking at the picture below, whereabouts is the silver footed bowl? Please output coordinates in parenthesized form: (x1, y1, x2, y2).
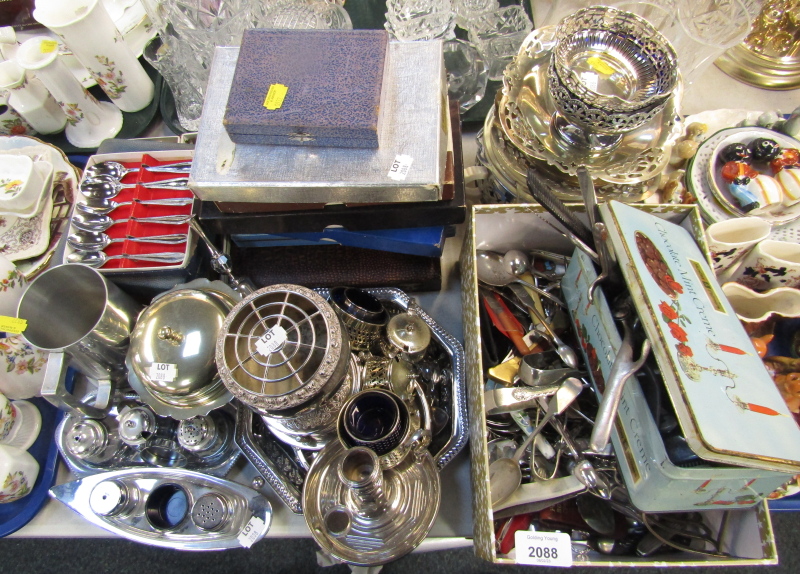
(552, 5, 679, 115)
(499, 27, 682, 184)
(479, 104, 660, 203)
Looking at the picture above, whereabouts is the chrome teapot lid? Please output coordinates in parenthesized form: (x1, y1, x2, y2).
(127, 280, 239, 419)
(385, 312, 431, 362)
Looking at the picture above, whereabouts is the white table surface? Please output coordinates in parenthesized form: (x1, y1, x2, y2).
(10, 58, 800, 544)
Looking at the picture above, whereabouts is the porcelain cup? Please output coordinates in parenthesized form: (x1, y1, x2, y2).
(705, 216, 772, 279)
(730, 239, 800, 291)
(0, 444, 39, 503)
(0, 393, 41, 450)
(0, 155, 53, 217)
(0, 334, 49, 400)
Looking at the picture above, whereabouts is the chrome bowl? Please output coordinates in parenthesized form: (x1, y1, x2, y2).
(552, 6, 679, 115)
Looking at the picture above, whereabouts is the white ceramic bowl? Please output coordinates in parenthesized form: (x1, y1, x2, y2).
(0, 154, 53, 216)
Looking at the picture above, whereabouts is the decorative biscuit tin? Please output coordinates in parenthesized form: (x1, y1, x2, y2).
(223, 29, 389, 148)
(600, 200, 800, 473)
(190, 42, 448, 204)
(563, 248, 790, 513)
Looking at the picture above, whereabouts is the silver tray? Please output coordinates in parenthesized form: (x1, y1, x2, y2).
(235, 287, 468, 514)
(499, 27, 682, 185)
(480, 103, 659, 203)
(55, 395, 240, 478)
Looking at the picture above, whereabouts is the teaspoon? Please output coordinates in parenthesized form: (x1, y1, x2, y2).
(71, 212, 193, 233)
(84, 160, 193, 180)
(66, 250, 186, 268)
(476, 250, 565, 308)
(502, 249, 559, 282)
(77, 197, 194, 216)
(68, 231, 188, 252)
(81, 176, 190, 199)
(489, 377, 584, 508)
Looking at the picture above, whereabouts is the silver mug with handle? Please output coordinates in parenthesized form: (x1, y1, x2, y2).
(17, 264, 142, 418)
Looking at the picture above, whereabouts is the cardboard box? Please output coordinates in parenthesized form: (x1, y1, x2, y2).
(459, 203, 779, 565)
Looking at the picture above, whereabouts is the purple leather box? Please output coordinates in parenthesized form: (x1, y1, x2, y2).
(223, 28, 389, 148)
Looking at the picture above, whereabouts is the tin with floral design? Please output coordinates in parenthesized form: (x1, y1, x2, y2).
(601, 200, 800, 473)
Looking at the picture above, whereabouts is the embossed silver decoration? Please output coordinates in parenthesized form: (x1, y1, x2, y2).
(217, 284, 351, 415)
(552, 7, 678, 115)
(303, 444, 440, 566)
(478, 104, 662, 203)
(329, 287, 388, 352)
(234, 288, 468, 515)
(259, 354, 362, 450)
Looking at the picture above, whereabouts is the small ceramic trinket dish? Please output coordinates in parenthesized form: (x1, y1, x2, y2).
(722, 282, 800, 323)
(0, 155, 53, 217)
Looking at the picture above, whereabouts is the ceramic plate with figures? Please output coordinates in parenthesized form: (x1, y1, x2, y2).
(706, 128, 800, 223)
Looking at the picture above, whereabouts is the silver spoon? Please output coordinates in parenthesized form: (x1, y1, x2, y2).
(77, 197, 194, 216)
(67, 230, 188, 252)
(517, 354, 582, 387)
(506, 283, 579, 368)
(502, 249, 559, 282)
(71, 212, 193, 233)
(476, 251, 566, 308)
(84, 160, 193, 180)
(81, 176, 190, 199)
(489, 377, 584, 508)
(66, 250, 186, 268)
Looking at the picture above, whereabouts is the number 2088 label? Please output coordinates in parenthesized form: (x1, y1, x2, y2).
(514, 531, 572, 567)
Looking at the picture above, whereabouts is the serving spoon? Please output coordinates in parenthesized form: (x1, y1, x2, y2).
(77, 197, 194, 216)
(67, 230, 188, 252)
(84, 160, 193, 180)
(66, 250, 186, 268)
(71, 212, 193, 233)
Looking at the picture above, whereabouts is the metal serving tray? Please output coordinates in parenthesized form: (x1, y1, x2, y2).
(235, 287, 468, 514)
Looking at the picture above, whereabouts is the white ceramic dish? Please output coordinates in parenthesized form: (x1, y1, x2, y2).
(0, 161, 53, 219)
(0, 156, 52, 217)
(721, 282, 800, 323)
(685, 119, 800, 244)
(0, 136, 79, 275)
(0, 189, 53, 262)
